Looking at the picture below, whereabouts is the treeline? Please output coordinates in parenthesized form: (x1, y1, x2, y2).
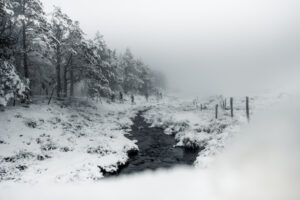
(0, 0, 165, 106)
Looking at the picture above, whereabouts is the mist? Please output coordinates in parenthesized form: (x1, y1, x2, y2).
(42, 0, 300, 96)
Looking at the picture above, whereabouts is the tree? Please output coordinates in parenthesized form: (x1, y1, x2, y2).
(83, 33, 115, 99)
(66, 21, 85, 97)
(2, 0, 51, 96)
(121, 48, 142, 93)
(49, 7, 72, 98)
(10, 0, 47, 80)
(0, 0, 28, 106)
(0, 60, 28, 107)
(1, 2, 165, 103)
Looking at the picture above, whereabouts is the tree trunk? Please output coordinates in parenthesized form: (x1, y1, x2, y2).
(246, 96, 250, 122)
(22, 23, 28, 78)
(63, 64, 67, 97)
(230, 97, 234, 118)
(63, 54, 73, 97)
(56, 45, 61, 98)
(70, 59, 74, 97)
(21, 1, 28, 79)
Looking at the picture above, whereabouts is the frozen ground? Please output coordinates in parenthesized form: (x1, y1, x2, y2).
(0, 93, 299, 200)
(0, 90, 295, 186)
(0, 97, 149, 183)
(143, 92, 290, 168)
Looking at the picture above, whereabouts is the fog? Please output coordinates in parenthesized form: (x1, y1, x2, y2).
(43, 0, 300, 96)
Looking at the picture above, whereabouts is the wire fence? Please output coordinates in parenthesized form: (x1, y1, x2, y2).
(193, 96, 251, 122)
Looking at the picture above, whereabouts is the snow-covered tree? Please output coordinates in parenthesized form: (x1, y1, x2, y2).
(83, 36, 111, 99)
(7, 0, 48, 79)
(121, 49, 142, 94)
(65, 21, 85, 97)
(1, 2, 165, 103)
(0, 60, 28, 106)
(49, 7, 73, 97)
(1, 0, 51, 96)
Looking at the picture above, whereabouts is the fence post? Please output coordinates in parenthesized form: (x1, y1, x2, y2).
(215, 104, 218, 119)
(246, 96, 250, 122)
(230, 97, 233, 118)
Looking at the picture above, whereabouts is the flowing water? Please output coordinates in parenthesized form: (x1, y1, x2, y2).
(117, 109, 199, 175)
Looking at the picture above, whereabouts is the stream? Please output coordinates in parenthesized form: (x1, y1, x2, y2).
(117, 109, 199, 175)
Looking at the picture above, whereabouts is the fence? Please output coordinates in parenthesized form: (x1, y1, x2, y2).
(195, 96, 251, 122)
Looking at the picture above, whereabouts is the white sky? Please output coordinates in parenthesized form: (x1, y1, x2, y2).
(42, 0, 300, 96)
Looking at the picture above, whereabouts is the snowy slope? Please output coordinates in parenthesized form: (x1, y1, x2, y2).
(0, 98, 143, 183)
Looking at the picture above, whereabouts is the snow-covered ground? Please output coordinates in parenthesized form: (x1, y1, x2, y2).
(0, 97, 150, 183)
(0, 90, 297, 189)
(143, 92, 292, 168)
(0, 93, 299, 200)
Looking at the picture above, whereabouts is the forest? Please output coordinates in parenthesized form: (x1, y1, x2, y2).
(0, 0, 165, 107)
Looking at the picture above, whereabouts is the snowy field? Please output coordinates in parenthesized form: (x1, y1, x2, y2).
(0, 96, 149, 183)
(0, 91, 299, 200)
(0, 92, 292, 182)
(0, 92, 299, 200)
(143, 92, 289, 168)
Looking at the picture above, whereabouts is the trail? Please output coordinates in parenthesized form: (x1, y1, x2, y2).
(118, 109, 199, 175)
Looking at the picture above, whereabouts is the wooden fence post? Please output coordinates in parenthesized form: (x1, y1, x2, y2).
(246, 96, 250, 122)
(230, 97, 233, 118)
(215, 104, 218, 119)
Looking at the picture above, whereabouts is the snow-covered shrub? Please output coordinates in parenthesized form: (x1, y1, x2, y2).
(205, 120, 234, 134)
(24, 119, 38, 128)
(87, 146, 115, 156)
(40, 141, 58, 151)
(164, 121, 190, 135)
(3, 151, 35, 163)
(59, 146, 72, 152)
(47, 117, 62, 125)
(175, 131, 211, 150)
(0, 60, 28, 107)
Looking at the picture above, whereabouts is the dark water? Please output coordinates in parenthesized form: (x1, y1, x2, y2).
(117, 110, 199, 175)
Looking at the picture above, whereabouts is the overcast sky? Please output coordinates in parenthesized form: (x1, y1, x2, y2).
(42, 0, 300, 96)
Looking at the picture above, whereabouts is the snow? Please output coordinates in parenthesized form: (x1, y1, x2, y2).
(0, 98, 143, 183)
(0, 91, 299, 199)
(0, 94, 300, 200)
(0, 61, 28, 106)
(0, 92, 291, 183)
(143, 93, 291, 168)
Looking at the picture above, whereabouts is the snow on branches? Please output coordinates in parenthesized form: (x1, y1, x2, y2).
(0, 60, 28, 107)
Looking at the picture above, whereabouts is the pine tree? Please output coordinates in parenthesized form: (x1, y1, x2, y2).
(0, 60, 28, 107)
(122, 49, 140, 93)
(10, 0, 47, 80)
(49, 7, 73, 98)
(1, 2, 165, 102)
